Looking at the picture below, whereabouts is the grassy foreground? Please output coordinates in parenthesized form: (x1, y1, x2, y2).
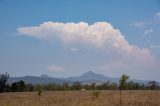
(0, 90, 160, 106)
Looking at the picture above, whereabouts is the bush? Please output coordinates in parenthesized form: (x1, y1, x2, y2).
(37, 85, 42, 96)
(92, 90, 100, 101)
(37, 89, 42, 96)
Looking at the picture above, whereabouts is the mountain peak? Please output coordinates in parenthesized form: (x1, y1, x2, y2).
(77, 71, 112, 82)
(82, 71, 96, 76)
(41, 74, 50, 78)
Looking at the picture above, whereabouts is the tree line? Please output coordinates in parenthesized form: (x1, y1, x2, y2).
(0, 73, 160, 93)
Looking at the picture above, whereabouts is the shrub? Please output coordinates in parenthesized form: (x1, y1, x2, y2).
(37, 89, 42, 96)
(37, 85, 42, 96)
(92, 90, 100, 101)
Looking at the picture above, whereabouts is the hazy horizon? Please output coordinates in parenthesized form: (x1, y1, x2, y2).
(8, 70, 158, 82)
(1, 0, 160, 81)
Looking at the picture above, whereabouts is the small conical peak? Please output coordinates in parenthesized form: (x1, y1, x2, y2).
(82, 71, 97, 76)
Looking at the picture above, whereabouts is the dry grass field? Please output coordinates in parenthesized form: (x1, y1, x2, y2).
(0, 90, 160, 106)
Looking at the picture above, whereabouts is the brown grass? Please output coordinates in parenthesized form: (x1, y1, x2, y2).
(0, 90, 160, 106)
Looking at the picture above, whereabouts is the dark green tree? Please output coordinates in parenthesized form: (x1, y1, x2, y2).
(148, 81, 158, 90)
(91, 83, 96, 90)
(84, 84, 91, 90)
(17, 80, 26, 92)
(101, 81, 110, 90)
(62, 83, 69, 90)
(108, 82, 118, 90)
(11, 82, 18, 92)
(72, 81, 82, 90)
(0, 73, 9, 93)
(25, 83, 33, 91)
(119, 74, 129, 90)
(11, 80, 26, 92)
(5, 84, 11, 92)
(119, 74, 129, 105)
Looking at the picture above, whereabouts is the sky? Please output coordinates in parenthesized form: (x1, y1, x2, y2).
(0, 0, 160, 81)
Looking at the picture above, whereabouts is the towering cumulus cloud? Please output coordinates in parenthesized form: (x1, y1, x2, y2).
(18, 21, 159, 79)
(18, 22, 153, 60)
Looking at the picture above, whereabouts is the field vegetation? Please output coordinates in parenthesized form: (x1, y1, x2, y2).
(1, 73, 160, 106)
(0, 90, 160, 106)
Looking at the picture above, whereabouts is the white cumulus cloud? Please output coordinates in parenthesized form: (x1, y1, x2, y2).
(155, 12, 160, 22)
(48, 64, 65, 72)
(17, 21, 159, 79)
(131, 21, 146, 28)
(150, 44, 160, 49)
(156, 12, 160, 17)
(156, 12, 160, 18)
(144, 28, 153, 35)
(18, 21, 153, 61)
(70, 47, 80, 52)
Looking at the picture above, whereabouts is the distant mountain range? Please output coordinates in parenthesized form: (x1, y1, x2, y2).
(61, 71, 119, 84)
(8, 71, 150, 84)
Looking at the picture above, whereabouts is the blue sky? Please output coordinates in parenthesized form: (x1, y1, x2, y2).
(0, 0, 160, 81)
